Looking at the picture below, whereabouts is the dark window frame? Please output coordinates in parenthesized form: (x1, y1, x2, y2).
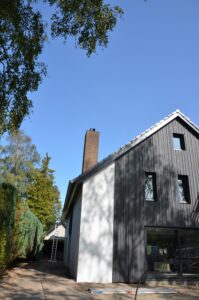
(145, 172, 157, 202)
(177, 175, 190, 204)
(173, 133, 185, 151)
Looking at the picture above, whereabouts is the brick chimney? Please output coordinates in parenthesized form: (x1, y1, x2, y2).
(82, 129, 99, 173)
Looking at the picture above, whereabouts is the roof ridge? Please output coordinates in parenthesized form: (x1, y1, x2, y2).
(71, 110, 198, 182)
(63, 110, 199, 218)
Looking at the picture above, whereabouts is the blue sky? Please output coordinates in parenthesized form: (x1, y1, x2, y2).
(19, 0, 199, 204)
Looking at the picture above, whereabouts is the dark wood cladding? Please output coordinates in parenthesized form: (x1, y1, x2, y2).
(113, 118, 199, 282)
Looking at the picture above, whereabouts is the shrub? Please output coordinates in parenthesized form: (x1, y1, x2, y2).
(0, 184, 44, 276)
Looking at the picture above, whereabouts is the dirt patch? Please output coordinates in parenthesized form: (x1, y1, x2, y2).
(0, 260, 199, 300)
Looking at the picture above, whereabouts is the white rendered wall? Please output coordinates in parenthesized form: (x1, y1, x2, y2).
(68, 190, 82, 278)
(77, 163, 115, 283)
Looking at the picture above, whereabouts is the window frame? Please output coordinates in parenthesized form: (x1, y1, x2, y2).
(173, 133, 185, 151)
(177, 175, 190, 204)
(145, 172, 157, 202)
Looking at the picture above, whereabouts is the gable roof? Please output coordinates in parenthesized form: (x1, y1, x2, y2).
(44, 222, 65, 240)
(62, 110, 199, 220)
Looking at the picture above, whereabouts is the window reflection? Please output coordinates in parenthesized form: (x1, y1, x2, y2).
(145, 173, 156, 201)
(146, 227, 199, 275)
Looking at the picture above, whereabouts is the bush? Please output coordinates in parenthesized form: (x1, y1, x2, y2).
(0, 184, 44, 276)
(0, 184, 16, 275)
(12, 200, 44, 260)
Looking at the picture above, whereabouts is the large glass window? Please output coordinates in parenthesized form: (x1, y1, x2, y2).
(145, 173, 156, 201)
(146, 228, 177, 272)
(146, 227, 199, 275)
(178, 230, 199, 274)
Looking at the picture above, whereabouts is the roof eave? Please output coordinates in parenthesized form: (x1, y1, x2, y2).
(61, 180, 82, 221)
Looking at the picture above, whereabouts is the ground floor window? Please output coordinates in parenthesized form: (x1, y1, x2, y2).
(146, 227, 199, 274)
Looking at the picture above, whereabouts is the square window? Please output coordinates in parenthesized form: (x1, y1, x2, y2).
(145, 172, 156, 201)
(177, 175, 190, 204)
(173, 134, 185, 150)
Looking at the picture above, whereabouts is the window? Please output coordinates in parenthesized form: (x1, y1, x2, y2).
(146, 227, 199, 274)
(173, 133, 185, 150)
(145, 172, 156, 201)
(177, 175, 190, 204)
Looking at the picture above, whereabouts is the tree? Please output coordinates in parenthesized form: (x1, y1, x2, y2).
(0, 184, 17, 275)
(12, 199, 44, 260)
(0, 0, 123, 134)
(0, 130, 61, 230)
(0, 1, 46, 134)
(0, 183, 44, 275)
(27, 154, 61, 231)
(0, 130, 40, 196)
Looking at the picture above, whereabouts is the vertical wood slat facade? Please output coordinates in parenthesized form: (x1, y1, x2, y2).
(113, 118, 199, 282)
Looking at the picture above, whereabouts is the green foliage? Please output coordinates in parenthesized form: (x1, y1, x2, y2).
(0, 130, 40, 196)
(49, 0, 123, 56)
(12, 200, 44, 260)
(27, 154, 61, 231)
(0, 0, 123, 134)
(0, 183, 17, 275)
(0, 183, 44, 276)
(0, 130, 61, 231)
(0, 0, 46, 134)
(0, 131, 60, 274)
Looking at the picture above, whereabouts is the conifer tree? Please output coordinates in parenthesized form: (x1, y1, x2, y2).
(0, 130, 61, 231)
(27, 154, 61, 231)
(0, 130, 40, 196)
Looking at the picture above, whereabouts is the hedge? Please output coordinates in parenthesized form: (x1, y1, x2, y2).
(0, 183, 44, 276)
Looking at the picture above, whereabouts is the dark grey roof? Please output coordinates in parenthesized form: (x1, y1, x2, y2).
(62, 110, 199, 220)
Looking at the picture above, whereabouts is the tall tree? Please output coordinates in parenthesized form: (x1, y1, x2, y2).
(27, 154, 61, 231)
(0, 0, 123, 134)
(0, 131, 61, 230)
(0, 1, 46, 134)
(0, 130, 40, 195)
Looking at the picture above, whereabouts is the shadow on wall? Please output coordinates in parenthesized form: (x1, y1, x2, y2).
(78, 164, 115, 282)
(70, 122, 199, 283)
(192, 194, 199, 224)
(113, 130, 199, 283)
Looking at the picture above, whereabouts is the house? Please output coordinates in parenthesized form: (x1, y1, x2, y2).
(44, 222, 65, 241)
(43, 222, 65, 260)
(62, 110, 199, 283)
